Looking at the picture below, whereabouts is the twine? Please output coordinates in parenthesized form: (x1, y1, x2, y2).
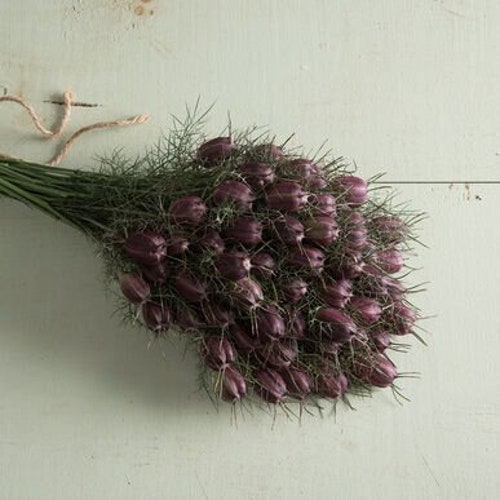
(1, 90, 149, 166)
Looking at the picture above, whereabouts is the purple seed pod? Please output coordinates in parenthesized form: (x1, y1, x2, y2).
(346, 227, 368, 249)
(335, 175, 368, 206)
(355, 354, 397, 388)
(167, 234, 190, 256)
(381, 275, 407, 300)
(141, 301, 172, 333)
(141, 261, 169, 284)
(304, 215, 339, 246)
(374, 248, 404, 274)
(250, 252, 276, 279)
(230, 323, 260, 353)
(316, 307, 357, 343)
(216, 251, 251, 281)
(225, 217, 263, 247)
(254, 369, 287, 404)
(252, 143, 284, 159)
(272, 215, 305, 246)
(315, 372, 349, 399)
(174, 271, 207, 303)
(287, 246, 326, 275)
(197, 231, 225, 255)
(197, 136, 236, 165)
(371, 330, 391, 352)
(265, 181, 309, 212)
(119, 273, 151, 304)
(169, 196, 208, 226)
(327, 252, 364, 280)
(319, 340, 341, 356)
(124, 232, 167, 266)
(280, 368, 311, 399)
(285, 308, 306, 339)
(388, 301, 417, 335)
(175, 307, 203, 333)
(239, 161, 276, 188)
(213, 180, 255, 212)
(202, 303, 232, 329)
(310, 193, 337, 217)
(372, 215, 407, 243)
(287, 159, 328, 189)
(202, 336, 236, 370)
(282, 278, 308, 304)
(350, 296, 382, 324)
(221, 365, 247, 403)
(255, 305, 286, 341)
(320, 279, 353, 309)
(229, 277, 264, 310)
(255, 340, 298, 370)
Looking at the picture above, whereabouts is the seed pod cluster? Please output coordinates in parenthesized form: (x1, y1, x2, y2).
(117, 136, 419, 408)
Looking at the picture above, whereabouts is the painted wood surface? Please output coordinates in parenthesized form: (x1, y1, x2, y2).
(0, 1, 498, 499)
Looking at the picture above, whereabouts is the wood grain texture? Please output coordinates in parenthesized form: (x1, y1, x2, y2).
(0, 1, 498, 499)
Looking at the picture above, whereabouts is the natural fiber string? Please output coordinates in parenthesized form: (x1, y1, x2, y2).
(1, 90, 149, 166)
(0, 90, 74, 138)
(47, 114, 150, 166)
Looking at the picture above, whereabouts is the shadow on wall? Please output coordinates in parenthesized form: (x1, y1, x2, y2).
(0, 201, 210, 413)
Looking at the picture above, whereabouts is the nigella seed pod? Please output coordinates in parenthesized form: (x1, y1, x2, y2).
(213, 180, 255, 212)
(282, 278, 308, 304)
(141, 261, 169, 284)
(288, 159, 328, 189)
(280, 368, 311, 399)
(174, 271, 207, 303)
(255, 341, 297, 370)
(289, 310, 307, 339)
(252, 143, 284, 159)
(374, 249, 404, 274)
(327, 253, 364, 280)
(169, 196, 208, 226)
(202, 336, 236, 370)
(389, 301, 417, 335)
(175, 307, 203, 333)
(239, 162, 275, 188)
(119, 273, 151, 304)
(347, 228, 368, 249)
(216, 251, 251, 281)
(272, 215, 305, 246)
(197, 136, 235, 165)
(167, 234, 190, 256)
(355, 354, 397, 388)
(197, 231, 225, 255)
(265, 181, 309, 212)
(254, 370, 287, 404)
(225, 217, 263, 247)
(335, 175, 368, 206)
(124, 232, 167, 266)
(221, 365, 247, 403)
(381, 276, 407, 300)
(316, 307, 357, 343)
(142, 301, 172, 333)
(350, 296, 382, 324)
(229, 277, 264, 310)
(310, 193, 337, 217)
(250, 252, 276, 279)
(304, 215, 339, 247)
(230, 323, 260, 353)
(255, 305, 286, 341)
(316, 372, 349, 399)
(320, 280, 353, 309)
(371, 330, 391, 352)
(287, 246, 326, 275)
(203, 303, 232, 329)
(372, 215, 407, 243)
